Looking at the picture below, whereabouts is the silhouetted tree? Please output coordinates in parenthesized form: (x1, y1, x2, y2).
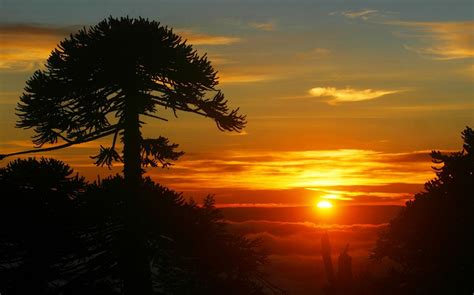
(0, 16, 245, 294)
(83, 176, 278, 294)
(372, 127, 474, 294)
(0, 158, 86, 294)
(1, 159, 280, 294)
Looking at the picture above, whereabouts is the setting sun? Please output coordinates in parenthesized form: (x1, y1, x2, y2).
(316, 200, 333, 209)
(0, 1, 471, 294)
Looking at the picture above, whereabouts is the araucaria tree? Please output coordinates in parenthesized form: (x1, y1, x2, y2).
(1, 17, 246, 294)
(372, 127, 474, 294)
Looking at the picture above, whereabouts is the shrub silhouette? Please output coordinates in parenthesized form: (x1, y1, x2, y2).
(372, 127, 474, 294)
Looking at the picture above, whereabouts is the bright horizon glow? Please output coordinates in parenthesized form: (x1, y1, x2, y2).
(321, 194, 354, 201)
(0, 2, 472, 209)
(316, 200, 333, 209)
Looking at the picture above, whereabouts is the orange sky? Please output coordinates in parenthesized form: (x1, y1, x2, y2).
(1, 0, 473, 206)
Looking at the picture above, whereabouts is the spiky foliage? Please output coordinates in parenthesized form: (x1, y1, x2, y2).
(0, 158, 87, 294)
(1, 17, 246, 294)
(3, 16, 245, 166)
(83, 175, 278, 295)
(372, 127, 474, 294)
(0, 159, 279, 294)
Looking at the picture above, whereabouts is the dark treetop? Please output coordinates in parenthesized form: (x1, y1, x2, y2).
(2, 16, 246, 166)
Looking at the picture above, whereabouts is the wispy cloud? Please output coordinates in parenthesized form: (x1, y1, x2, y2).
(226, 218, 391, 288)
(308, 87, 401, 104)
(249, 21, 276, 31)
(177, 30, 242, 45)
(0, 24, 242, 71)
(341, 9, 380, 21)
(391, 21, 474, 60)
(147, 149, 435, 200)
(336, 11, 474, 60)
(0, 24, 77, 71)
(8, 147, 431, 206)
(336, 9, 473, 60)
(227, 219, 389, 258)
(218, 72, 277, 84)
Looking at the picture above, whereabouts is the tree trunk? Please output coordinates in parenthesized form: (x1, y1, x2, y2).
(122, 93, 153, 295)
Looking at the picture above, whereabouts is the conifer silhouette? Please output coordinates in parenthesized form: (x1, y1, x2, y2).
(0, 17, 246, 294)
(372, 127, 474, 294)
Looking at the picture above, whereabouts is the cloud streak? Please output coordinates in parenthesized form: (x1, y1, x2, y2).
(392, 21, 474, 60)
(0, 24, 75, 71)
(249, 21, 276, 31)
(2, 142, 433, 206)
(337, 9, 473, 60)
(224, 217, 394, 293)
(177, 30, 242, 45)
(218, 72, 277, 84)
(147, 149, 435, 204)
(226, 218, 388, 258)
(0, 24, 242, 71)
(341, 9, 380, 21)
(308, 87, 401, 104)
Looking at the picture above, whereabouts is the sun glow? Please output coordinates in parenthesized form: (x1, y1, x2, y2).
(316, 200, 333, 209)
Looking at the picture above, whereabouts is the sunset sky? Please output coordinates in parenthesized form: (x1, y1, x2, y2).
(1, 0, 473, 207)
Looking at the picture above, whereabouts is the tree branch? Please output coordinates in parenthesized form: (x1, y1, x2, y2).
(150, 96, 209, 117)
(0, 125, 122, 160)
(53, 130, 73, 144)
(142, 113, 168, 121)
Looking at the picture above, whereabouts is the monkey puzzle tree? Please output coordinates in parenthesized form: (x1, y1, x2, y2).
(372, 127, 474, 294)
(1, 16, 246, 294)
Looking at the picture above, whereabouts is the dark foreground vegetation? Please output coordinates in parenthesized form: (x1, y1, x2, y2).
(0, 14, 472, 294)
(0, 158, 282, 294)
(0, 16, 248, 295)
(371, 126, 474, 295)
(1, 129, 473, 295)
(320, 127, 474, 295)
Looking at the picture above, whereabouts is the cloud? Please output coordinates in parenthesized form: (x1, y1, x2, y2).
(0, 24, 77, 71)
(204, 53, 236, 66)
(336, 10, 473, 60)
(391, 21, 474, 60)
(224, 217, 391, 292)
(308, 87, 401, 104)
(0, 23, 79, 36)
(227, 220, 389, 233)
(249, 21, 276, 31)
(177, 30, 242, 45)
(223, 130, 248, 136)
(0, 24, 242, 71)
(218, 72, 277, 84)
(147, 149, 435, 204)
(341, 9, 380, 21)
(216, 203, 302, 208)
(226, 219, 387, 258)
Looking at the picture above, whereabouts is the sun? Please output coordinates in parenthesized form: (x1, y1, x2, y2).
(316, 200, 333, 209)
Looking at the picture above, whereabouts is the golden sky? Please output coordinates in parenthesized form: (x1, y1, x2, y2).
(0, 0, 473, 206)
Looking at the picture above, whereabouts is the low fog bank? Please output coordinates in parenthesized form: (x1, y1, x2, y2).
(222, 205, 400, 294)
